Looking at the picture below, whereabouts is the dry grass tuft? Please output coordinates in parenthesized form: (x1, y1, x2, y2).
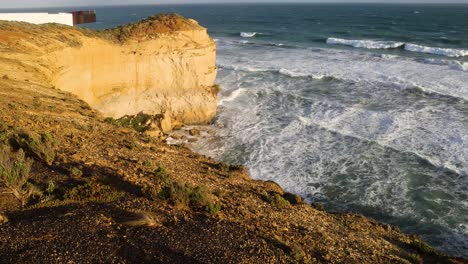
(120, 211, 160, 227)
(0, 213, 8, 224)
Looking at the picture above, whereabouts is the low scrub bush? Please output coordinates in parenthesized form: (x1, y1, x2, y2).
(190, 186, 221, 215)
(13, 130, 56, 165)
(158, 180, 221, 215)
(0, 123, 10, 145)
(63, 181, 124, 202)
(105, 112, 152, 133)
(69, 166, 83, 177)
(267, 192, 290, 208)
(404, 253, 423, 264)
(0, 147, 40, 205)
(409, 239, 436, 255)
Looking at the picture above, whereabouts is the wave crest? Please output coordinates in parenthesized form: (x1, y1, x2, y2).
(240, 32, 257, 38)
(278, 68, 326, 79)
(326, 37, 404, 49)
(326, 37, 468, 58)
(404, 43, 468, 58)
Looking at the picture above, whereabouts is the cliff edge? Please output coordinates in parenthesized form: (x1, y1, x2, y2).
(0, 14, 217, 130)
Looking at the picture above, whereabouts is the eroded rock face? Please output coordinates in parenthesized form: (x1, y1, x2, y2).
(0, 14, 218, 131)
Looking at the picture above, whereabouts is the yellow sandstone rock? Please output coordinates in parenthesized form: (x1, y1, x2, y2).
(0, 14, 218, 131)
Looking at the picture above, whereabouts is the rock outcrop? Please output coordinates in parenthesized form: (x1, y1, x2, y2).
(0, 14, 217, 130)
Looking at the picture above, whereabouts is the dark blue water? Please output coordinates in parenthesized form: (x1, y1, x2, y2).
(2, 3, 467, 257)
(5, 4, 468, 49)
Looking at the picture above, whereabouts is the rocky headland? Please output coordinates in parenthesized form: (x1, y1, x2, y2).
(0, 14, 217, 131)
(0, 15, 465, 263)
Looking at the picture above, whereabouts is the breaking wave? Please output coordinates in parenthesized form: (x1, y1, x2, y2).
(218, 63, 330, 80)
(326, 37, 405, 49)
(404, 43, 468, 57)
(240, 32, 257, 38)
(326, 37, 468, 57)
(217, 61, 468, 102)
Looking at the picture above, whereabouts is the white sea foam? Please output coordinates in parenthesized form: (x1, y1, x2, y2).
(239, 40, 254, 45)
(450, 62, 468, 71)
(217, 40, 468, 101)
(219, 88, 249, 104)
(404, 43, 468, 57)
(240, 32, 257, 38)
(380, 54, 400, 60)
(217, 63, 271, 73)
(266, 42, 286, 47)
(326, 37, 468, 58)
(278, 68, 326, 79)
(417, 58, 468, 72)
(326, 37, 405, 49)
(219, 65, 328, 80)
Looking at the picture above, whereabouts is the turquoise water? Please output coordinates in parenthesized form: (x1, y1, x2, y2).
(3, 3, 467, 257)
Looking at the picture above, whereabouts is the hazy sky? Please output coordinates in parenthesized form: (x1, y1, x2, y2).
(1, 0, 467, 9)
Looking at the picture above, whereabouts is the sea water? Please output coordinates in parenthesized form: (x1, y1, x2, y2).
(5, 3, 467, 257)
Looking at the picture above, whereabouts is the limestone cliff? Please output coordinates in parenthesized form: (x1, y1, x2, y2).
(0, 14, 217, 131)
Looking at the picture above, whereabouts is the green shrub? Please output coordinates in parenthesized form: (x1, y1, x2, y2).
(283, 192, 305, 205)
(41, 132, 55, 144)
(311, 202, 325, 211)
(409, 239, 436, 255)
(63, 181, 124, 202)
(0, 147, 38, 205)
(405, 253, 423, 264)
(215, 162, 244, 173)
(0, 123, 10, 145)
(267, 193, 290, 208)
(159, 180, 191, 207)
(104, 117, 120, 126)
(45, 180, 56, 194)
(154, 165, 167, 177)
(69, 166, 83, 177)
(143, 160, 164, 172)
(158, 180, 221, 215)
(104, 113, 152, 133)
(0, 147, 31, 189)
(13, 130, 55, 166)
(190, 186, 221, 214)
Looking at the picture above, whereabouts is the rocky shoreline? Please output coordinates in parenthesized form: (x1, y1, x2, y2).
(0, 15, 466, 263)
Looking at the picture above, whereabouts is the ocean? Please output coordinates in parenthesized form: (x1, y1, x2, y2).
(4, 3, 467, 257)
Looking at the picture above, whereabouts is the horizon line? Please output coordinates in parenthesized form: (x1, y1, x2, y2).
(1, 2, 468, 10)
